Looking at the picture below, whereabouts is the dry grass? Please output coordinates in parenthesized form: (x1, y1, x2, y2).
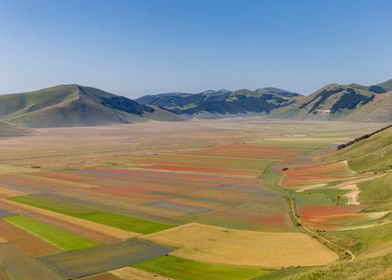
(142, 223, 338, 268)
(360, 241, 392, 259)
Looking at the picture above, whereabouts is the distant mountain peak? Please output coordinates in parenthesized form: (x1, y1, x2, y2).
(199, 89, 231, 95)
(255, 87, 302, 97)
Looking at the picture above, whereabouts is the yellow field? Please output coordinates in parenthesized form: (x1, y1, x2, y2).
(142, 223, 338, 268)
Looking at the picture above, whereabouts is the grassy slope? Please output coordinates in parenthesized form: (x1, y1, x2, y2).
(5, 215, 100, 251)
(8, 97, 131, 128)
(133, 255, 269, 280)
(0, 85, 78, 118)
(9, 195, 174, 234)
(320, 223, 392, 256)
(332, 126, 392, 212)
(317, 135, 392, 256)
(271, 79, 392, 122)
(358, 173, 392, 209)
(332, 126, 392, 172)
(289, 253, 392, 280)
(267, 121, 392, 280)
(293, 126, 392, 279)
(271, 84, 373, 120)
(0, 84, 179, 127)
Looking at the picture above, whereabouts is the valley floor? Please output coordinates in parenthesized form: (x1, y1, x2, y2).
(0, 118, 389, 280)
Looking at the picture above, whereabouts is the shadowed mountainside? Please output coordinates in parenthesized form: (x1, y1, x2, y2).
(139, 78, 392, 121)
(272, 79, 392, 121)
(0, 85, 180, 128)
(137, 88, 301, 117)
(1, 78, 392, 128)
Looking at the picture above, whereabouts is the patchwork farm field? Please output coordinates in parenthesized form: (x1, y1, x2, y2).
(0, 118, 387, 279)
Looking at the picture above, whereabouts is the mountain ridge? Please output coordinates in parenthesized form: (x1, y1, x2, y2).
(138, 78, 392, 121)
(137, 87, 301, 116)
(0, 84, 180, 128)
(1, 77, 392, 128)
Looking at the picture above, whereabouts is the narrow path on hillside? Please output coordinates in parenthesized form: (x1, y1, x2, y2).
(287, 197, 355, 261)
(258, 160, 355, 262)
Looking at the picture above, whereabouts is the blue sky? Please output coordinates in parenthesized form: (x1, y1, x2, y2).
(0, 0, 391, 98)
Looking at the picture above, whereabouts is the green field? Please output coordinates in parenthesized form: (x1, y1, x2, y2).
(9, 195, 174, 234)
(5, 215, 100, 251)
(133, 255, 270, 280)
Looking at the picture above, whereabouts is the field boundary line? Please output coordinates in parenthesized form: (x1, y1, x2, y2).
(122, 167, 255, 179)
(2, 199, 138, 240)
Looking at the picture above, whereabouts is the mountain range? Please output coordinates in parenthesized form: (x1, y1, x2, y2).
(0, 78, 391, 129)
(137, 88, 301, 117)
(138, 78, 392, 121)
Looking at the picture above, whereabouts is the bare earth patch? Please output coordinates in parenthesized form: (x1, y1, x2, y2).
(342, 184, 360, 205)
(142, 223, 338, 268)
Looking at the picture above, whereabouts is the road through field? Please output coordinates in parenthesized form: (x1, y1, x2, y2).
(259, 155, 356, 262)
(287, 198, 355, 261)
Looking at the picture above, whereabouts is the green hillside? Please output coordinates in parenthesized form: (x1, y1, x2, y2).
(289, 253, 392, 280)
(287, 125, 392, 280)
(0, 85, 179, 128)
(329, 125, 392, 212)
(271, 78, 392, 122)
(332, 126, 392, 172)
(271, 83, 376, 120)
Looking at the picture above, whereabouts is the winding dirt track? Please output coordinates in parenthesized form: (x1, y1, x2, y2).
(259, 161, 355, 262)
(287, 198, 355, 261)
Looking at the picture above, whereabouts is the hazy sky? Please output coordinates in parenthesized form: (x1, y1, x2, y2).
(1, 0, 391, 98)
